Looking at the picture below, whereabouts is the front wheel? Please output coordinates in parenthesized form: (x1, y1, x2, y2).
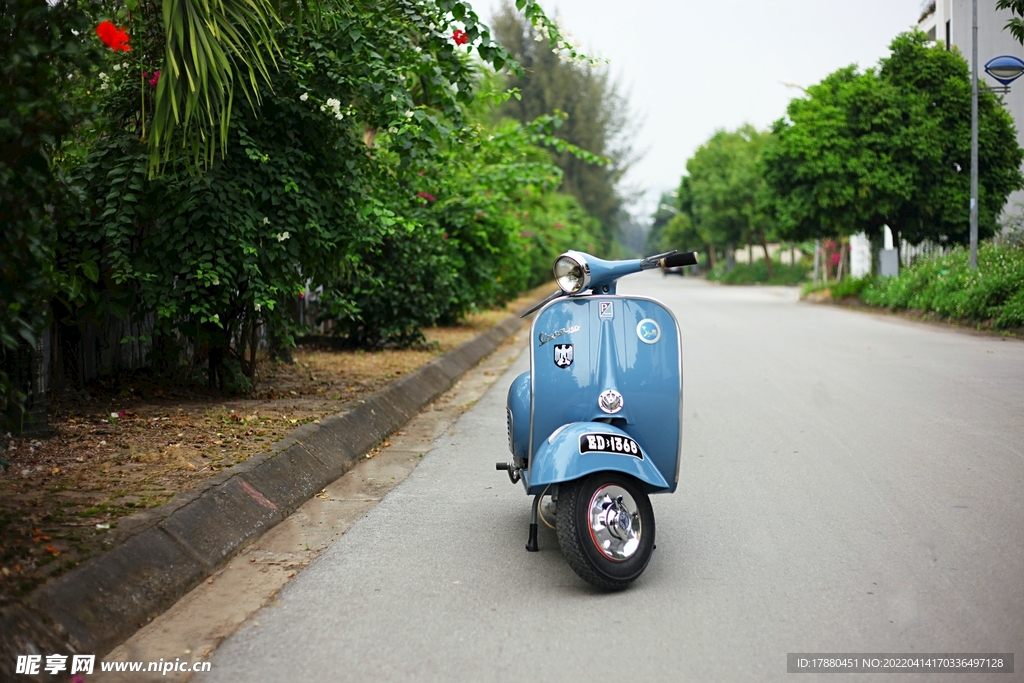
(555, 472, 655, 590)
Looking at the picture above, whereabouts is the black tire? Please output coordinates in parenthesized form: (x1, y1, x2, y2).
(555, 472, 655, 590)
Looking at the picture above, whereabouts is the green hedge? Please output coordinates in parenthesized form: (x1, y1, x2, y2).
(861, 243, 1024, 328)
(706, 259, 808, 285)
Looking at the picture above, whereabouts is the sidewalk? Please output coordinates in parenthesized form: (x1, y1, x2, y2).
(0, 290, 548, 681)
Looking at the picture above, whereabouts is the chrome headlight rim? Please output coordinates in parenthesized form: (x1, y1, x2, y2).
(553, 252, 591, 294)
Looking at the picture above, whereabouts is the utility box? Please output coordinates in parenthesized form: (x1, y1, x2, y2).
(879, 249, 899, 277)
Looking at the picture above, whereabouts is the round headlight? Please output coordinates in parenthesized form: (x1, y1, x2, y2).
(553, 254, 589, 294)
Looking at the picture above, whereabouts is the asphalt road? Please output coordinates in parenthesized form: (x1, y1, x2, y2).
(199, 273, 1024, 683)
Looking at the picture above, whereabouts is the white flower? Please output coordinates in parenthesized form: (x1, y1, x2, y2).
(98, 72, 108, 80)
(276, 232, 291, 242)
(110, 412, 119, 418)
(335, 112, 343, 120)
(254, 303, 261, 312)
(388, 126, 398, 134)
(300, 92, 309, 101)
(391, 94, 397, 102)
(112, 63, 121, 71)
(262, 216, 270, 225)
(405, 110, 414, 118)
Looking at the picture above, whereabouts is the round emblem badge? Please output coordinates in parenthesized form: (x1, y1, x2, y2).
(598, 389, 624, 414)
(636, 318, 661, 344)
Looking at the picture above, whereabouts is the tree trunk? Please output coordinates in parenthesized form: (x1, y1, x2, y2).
(759, 234, 774, 278)
(707, 244, 716, 269)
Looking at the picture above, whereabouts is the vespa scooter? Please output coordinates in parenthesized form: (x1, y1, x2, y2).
(497, 249, 698, 590)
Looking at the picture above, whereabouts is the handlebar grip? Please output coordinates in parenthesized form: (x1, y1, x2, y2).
(661, 252, 699, 268)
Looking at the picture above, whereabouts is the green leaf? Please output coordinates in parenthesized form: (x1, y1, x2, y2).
(80, 260, 100, 283)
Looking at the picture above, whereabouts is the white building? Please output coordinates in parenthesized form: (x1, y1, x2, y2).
(918, 0, 1024, 216)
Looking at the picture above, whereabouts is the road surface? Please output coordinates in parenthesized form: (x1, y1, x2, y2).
(198, 274, 1024, 682)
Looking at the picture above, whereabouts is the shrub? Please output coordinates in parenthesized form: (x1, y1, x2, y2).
(861, 243, 1024, 328)
(707, 259, 808, 285)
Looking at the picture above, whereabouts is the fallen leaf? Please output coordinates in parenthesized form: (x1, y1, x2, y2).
(50, 467, 60, 475)
(44, 545, 59, 556)
(383, 442, 391, 447)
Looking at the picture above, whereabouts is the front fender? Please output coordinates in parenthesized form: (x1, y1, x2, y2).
(525, 422, 670, 495)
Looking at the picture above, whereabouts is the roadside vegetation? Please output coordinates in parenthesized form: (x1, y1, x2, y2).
(1, 0, 638, 433)
(804, 242, 1024, 332)
(706, 261, 808, 286)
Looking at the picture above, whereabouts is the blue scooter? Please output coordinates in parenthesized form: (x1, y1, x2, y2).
(498, 249, 698, 590)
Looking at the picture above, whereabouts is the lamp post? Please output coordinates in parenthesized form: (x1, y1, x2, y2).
(971, 0, 978, 270)
(969, 51, 1024, 272)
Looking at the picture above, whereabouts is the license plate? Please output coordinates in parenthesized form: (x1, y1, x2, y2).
(579, 432, 642, 459)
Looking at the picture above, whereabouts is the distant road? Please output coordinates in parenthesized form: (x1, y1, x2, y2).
(200, 274, 1024, 683)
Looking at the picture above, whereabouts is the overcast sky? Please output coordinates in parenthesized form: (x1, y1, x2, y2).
(482, 0, 925, 219)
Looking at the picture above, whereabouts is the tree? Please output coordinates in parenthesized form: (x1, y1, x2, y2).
(996, 0, 1024, 43)
(1, 0, 99, 430)
(880, 31, 1023, 246)
(643, 192, 678, 253)
(761, 67, 913, 246)
(762, 31, 1023, 260)
(492, 1, 636, 252)
(687, 124, 776, 274)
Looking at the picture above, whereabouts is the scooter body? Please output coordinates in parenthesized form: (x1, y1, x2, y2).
(499, 249, 696, 590)
(507, 294, 681, 494)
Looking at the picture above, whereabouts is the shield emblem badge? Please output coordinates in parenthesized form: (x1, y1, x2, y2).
(553, 343, 574, 368)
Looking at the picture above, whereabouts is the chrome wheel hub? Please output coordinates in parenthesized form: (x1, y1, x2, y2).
(588, 485, 641, 561)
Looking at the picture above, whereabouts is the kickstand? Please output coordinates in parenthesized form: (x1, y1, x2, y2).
(526, 494, 540, 552)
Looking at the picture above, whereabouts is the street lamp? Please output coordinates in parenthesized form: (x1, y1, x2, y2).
(984, 55, 1024, 93)
(970, 38, 1024, 271)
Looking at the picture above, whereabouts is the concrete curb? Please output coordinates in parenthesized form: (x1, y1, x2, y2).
(0, 303, 536, 678)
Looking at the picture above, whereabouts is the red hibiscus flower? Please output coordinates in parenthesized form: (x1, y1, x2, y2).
(96, 21, 131, 52)
(148, 70, 161, 87)
(452, 29, 468, 45)
(416, 191, 436, 202)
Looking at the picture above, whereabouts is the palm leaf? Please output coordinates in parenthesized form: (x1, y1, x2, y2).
(149, 0, 281, 175)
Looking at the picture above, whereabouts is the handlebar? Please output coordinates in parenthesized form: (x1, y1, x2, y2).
(660, 252, 699, 269)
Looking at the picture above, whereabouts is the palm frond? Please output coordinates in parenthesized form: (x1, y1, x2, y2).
(150, 0, 281, 175)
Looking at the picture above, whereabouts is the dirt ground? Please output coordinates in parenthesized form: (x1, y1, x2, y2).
(0, 286, 549, 606)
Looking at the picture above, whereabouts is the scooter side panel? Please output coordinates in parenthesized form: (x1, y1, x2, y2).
(506, 371, 531, 463)
(525, 422, 670, 495)
(529, 296, 681, 491)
